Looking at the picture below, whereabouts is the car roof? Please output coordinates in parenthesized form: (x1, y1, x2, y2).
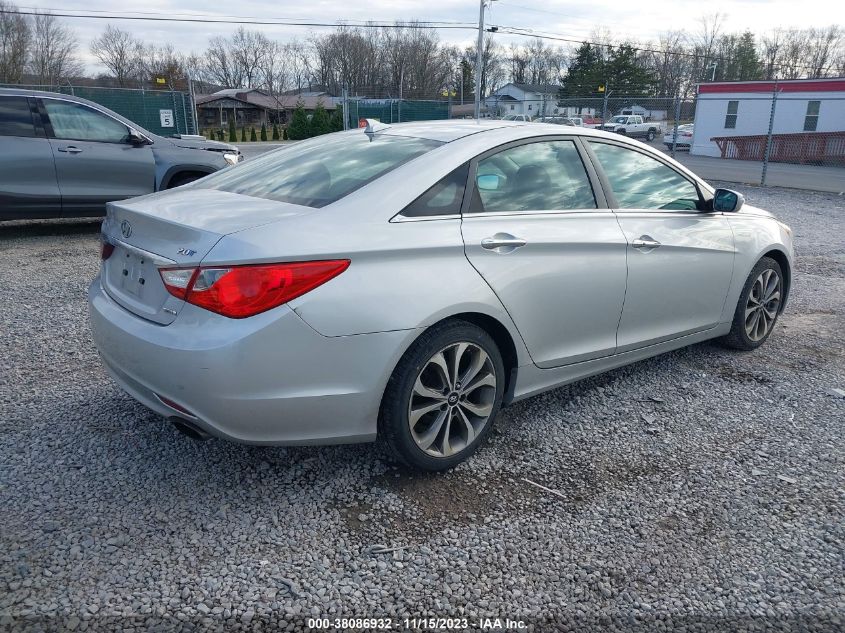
(376, 118, 620, 143)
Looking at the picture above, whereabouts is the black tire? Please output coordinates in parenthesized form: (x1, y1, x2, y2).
(378, 320, 505, 471)
(616, 128, 627, 136)
(721, 257, 784, 351)
(166, 173, 204, 189)
(646, 129, 656, 141)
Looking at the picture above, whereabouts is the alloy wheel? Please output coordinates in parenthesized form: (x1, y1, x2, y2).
(408, 342, 497, 458)
(744, 269, 782, 341)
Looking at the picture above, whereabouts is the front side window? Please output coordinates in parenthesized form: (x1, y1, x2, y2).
(804, 100, 820, 132)
(44, 100, 129, 143)
(0, 97, 36, 137)
(401, 163, 468, 218)
(588, 141, 700, 211)
(724, 100, 738, 129)
(196, 133, 442, 208)
(469, 140, 596, 213)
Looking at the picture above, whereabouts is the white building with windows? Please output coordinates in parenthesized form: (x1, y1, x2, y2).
(691, 78, 845, 157)
(484, 83, 568, 119)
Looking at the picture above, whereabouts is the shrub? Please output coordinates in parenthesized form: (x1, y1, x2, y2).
(282, 127, 288, 140)
(260, 123, 268, 141)
(272, 123, 280, 140)
(309, 101, 331, 137)
(228, 118, 237, 143)
(287, 101, 310, 140)
(330, 106, 344, 132)
(240, 127, 247, 143)
(250, 127, 257, 142)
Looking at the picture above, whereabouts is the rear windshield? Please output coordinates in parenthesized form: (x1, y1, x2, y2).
(195, 133, 442, 208)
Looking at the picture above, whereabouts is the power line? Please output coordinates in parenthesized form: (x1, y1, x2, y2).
(2, 7, 841, 77)
(16, 5, 478, 27)
(2, 8, 478, 29)
(490, 26, 843, 76)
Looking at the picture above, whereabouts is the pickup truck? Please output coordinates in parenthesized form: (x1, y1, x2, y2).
(596, 115, 661, 140)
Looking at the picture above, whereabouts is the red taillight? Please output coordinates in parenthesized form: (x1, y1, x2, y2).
(101, 238, 115, 260)
(158, 260, 350, 319)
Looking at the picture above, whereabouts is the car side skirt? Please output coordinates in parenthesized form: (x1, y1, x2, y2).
(510, 322, 732, 403)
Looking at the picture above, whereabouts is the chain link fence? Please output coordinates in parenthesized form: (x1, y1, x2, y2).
(1, 83, 198, 137)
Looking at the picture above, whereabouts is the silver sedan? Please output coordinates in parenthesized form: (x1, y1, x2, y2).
(89, 120, 794, 471)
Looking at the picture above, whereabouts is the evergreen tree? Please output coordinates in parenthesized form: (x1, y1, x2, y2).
(287, 101, 310, 140)
(250, 127, 257, 142)
(228, 117, 237, 142)
(260, 122, 268, 141)
(272, 123, 280, 140)
(330, 105, 344, 132)
(309, 101, 331, 137)
(282, 127, 288, 140)
(240, 127, 247, 143)
(734, 31, 762, 81)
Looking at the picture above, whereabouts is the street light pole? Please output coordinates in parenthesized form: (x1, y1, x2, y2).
(473, 0, 486, 122)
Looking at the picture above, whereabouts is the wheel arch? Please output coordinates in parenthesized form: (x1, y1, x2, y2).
(158, 165, 216, 190)
(424, 312, 521, 406)
(761, 248, 791, 312)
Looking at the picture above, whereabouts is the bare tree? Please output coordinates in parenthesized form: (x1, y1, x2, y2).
(29, 12, 83, 85)
(805, 26, 842, 77)
(0, 1, 30, 83)
(90, 25, 143, 87)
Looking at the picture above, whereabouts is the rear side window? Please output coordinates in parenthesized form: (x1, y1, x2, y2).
(0, 97, 36, 138)
(197, 133, 443, 208)
(401, 163, 468, 217)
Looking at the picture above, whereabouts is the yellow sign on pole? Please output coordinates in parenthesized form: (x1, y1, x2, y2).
(155, 77, 167, 85)
(597, 85, 605, 93)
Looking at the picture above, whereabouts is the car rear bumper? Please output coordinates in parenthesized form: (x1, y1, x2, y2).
(88, 275, 419, 445)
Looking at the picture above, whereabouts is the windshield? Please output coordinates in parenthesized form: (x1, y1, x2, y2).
(611, 116, 628, 123)
(193, 133, 442, 208)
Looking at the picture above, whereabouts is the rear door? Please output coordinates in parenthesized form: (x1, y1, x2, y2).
(38, 97, 155, 216)
(0, 96, 60, 219)
(461, 136, 629, 368)
(585, 140, 735, 351)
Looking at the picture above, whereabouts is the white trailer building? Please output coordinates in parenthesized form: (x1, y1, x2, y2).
(692, 78, 845, 160)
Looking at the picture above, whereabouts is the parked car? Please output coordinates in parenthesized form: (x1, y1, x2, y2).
(542, 116, 576, 126)
(89, 119, 793, 471)
(596, 115, 662, 140)
(663, 124, 694, 149)
(501, 114, 533, 122)
(0, 88, 242, 220)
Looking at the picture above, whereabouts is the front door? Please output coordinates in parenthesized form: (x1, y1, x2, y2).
(39, 98, 155, 216)
(586, 140, 735, 351)
(461, 137, 629, 368)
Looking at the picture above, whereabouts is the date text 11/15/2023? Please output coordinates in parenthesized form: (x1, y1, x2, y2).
(307, 617, 528, 630)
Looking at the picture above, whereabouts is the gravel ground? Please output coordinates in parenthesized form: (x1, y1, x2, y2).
(1, 185, 843, 633)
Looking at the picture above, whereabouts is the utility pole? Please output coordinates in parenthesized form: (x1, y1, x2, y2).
(601, 80, 610, 125)
(473, 0, 486, 122)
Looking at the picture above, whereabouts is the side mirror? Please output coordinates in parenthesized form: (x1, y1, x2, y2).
(477, 174, 503, 191)
(713, 188, 744, 212)
(127, 128, 149, 146)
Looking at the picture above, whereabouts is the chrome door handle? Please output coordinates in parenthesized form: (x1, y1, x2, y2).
(632, 236, 661, 249)
(481, 233, 527, 252)
(57, 146, 83, 154)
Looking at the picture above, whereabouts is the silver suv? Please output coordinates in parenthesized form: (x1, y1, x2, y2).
(0, 88, 242, 221)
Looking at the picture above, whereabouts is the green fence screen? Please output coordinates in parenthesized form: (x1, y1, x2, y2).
(345, 99, 449, 127)
(0, 84, 197, 137)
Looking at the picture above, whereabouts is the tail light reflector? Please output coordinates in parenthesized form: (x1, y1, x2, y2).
(158, 260, 350, 319)
(100, 236, 115, 260)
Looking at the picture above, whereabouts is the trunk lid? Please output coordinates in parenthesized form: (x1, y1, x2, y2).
(101, 188, 312, 324)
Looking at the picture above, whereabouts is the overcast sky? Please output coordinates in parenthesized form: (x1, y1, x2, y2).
(25, 0, 845, 73)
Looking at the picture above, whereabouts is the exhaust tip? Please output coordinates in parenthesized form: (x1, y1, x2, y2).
(169, 417, 212, 442)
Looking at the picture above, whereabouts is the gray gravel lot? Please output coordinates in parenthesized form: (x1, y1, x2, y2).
(1, 185, 843, 632)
